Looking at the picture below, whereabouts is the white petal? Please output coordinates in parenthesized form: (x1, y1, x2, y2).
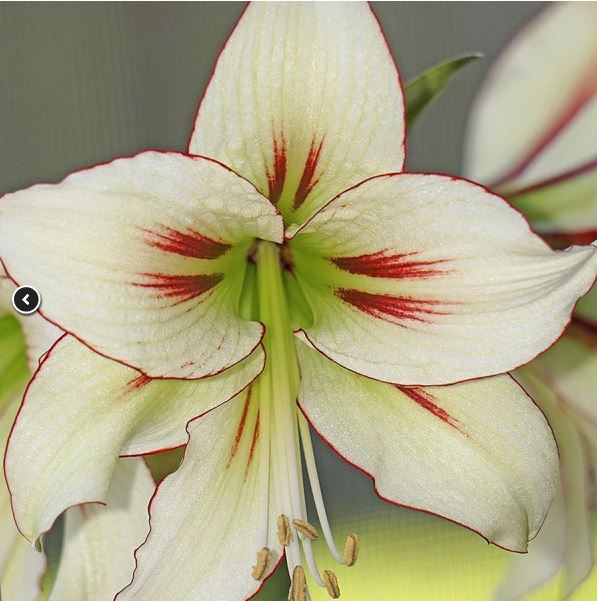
(465, 3, 597, 193)
(117, 388, 282, 600)
(289, 173, 597, 385)
(48, 459, 153, 601)
(296, 342, 558, 552)
(494, 487, 566, 601)
(190, 2, 405, 224)
(532, 326, 597, 425)
(5, 335, 263, 543)
(496, 367, 594, 599)
(0, 151, 283, 378)
(0, 396, 45, 601)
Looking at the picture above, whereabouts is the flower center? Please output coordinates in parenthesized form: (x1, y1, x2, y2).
(251, 241, 358, 600)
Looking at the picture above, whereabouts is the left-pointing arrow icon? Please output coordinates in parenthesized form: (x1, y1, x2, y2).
(12, 286, 41, 315)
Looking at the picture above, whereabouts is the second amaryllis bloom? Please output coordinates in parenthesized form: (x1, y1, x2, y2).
(1, 3, 597, 600)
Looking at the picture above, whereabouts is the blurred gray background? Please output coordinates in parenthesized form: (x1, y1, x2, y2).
(0, 2, 551, 599)
(0, 2, 544, 194)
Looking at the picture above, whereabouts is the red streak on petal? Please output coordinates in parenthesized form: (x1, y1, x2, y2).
(293, 137, 324, 210)
(493, 63, 597, 188)
(333, 250, 448, 279)
(397, 386, 460, 430)
(144, 227, 230, 260)
(267, 134, 287, 204)
(245, 414, 260, 477)
(336, 288, 445, 325)
(125, 373, 153, 393)
(134, 273, 222, 304)
(227, 387, 253, 467)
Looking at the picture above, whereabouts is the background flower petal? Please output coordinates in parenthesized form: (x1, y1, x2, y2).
(48, 459, 154, 601)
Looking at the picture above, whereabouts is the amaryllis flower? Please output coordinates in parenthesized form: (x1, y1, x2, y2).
(465, 3, 597, 598)
(0, 272, 154, 600)
(1, 3, 597, 600)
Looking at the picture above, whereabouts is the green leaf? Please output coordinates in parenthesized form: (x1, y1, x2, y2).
(0, 314, 28, 406)
(37, 514, 65, 601)
(405, 53, 482, 127)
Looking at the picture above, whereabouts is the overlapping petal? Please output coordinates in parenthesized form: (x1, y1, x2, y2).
(117, 388, 282, 600)
(0, 151, 283, 379)
(296, 342, 558, 552)
(496, 368, 594, 599)
(5, 335, 264, 543)
(0, 395, 45, 600)
(531, 324, 597, 425)
(288, 173, 597, 385)
(189, 2, 405, 224)
(465, 2, 597, 209)
(0, 273, 61, 372)
(48, 459, 154, 601)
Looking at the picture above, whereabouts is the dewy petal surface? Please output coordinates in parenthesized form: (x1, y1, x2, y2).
(117, 388, 281, 601)
(189, 1, 405, 224)
(5, 335, 264, 543)
(296, 342, 558, 552)
(48, 459, 154, 601)
(0, 151, 283, 379)
(289, 173, 597, 385)
(465, 3, 597, 195)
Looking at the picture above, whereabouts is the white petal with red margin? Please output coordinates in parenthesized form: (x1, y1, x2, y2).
(296, 342, 558, 552)
(0, 395, 45, 601)
(117, 388, 282, 601)
(465, 3, 597, 193)
(48, 459, 154, 601)
(0, 151, 283, 379)
(289, 173, 597, 385)
(5, 335, 264, 543)
(496, 367, 593, 599)
(190, 2, 405, 224)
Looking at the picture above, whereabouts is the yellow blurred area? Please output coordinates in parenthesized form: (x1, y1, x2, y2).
(298, 506, 597, 601)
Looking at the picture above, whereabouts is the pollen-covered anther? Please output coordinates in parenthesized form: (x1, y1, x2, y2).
(323, 570, 341, 598)
(251, 547, 270, 581)
(292, 518, 319, 540)
(343, 534, 359, 567)
(288, 565, 307, 601)
(277, 514, 293, 546)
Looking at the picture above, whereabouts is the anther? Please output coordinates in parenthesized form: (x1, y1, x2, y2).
(343, 534, 359, 567)
(323, 570, 340, 598)
(292, 518, 319, 540)
(277, 514, 293, 546)
(251, 547, 270, 580)
(288, 565, 307, 601)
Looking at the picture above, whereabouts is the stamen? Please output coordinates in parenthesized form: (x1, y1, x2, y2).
(278, 514, 293, 546)
(298, 414, 344, 564)
(251, 547, 271, 581)
(323, 570, 341, 599)
(288, 565, 307, 601)
(343, 534, 360, 567)
(293, 518, 319, 541)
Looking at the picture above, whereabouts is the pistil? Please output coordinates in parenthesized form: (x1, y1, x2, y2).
(252, 241, 359, 599)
